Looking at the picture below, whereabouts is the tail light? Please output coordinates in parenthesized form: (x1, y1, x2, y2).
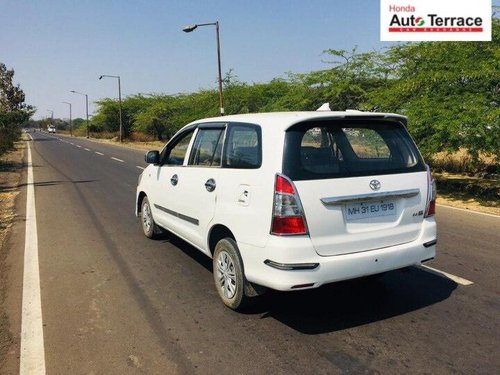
(425, 165, 437, 217)
(271, 174, 308, 235)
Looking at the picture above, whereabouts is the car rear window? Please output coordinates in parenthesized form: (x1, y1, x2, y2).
(283, 119, 426, 180)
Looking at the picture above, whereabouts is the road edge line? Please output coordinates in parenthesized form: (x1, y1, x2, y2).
(420, 265, 474, 286)
(436, 204, 499, 219)
(20, 137, 46, 374)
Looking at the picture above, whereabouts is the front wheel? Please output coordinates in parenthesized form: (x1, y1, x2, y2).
(213, 238, 248, 310)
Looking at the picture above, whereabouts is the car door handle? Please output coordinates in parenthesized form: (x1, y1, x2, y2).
(170, 174, 178, 186)
(205, 178, 216, 192)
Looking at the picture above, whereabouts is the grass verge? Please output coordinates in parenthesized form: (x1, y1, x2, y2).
(434, 172, 500, 216)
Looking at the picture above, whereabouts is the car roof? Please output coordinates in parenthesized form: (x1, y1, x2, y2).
(187, 111, 408, 133)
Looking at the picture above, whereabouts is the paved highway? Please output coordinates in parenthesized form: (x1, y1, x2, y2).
(2, 131, 499, 374)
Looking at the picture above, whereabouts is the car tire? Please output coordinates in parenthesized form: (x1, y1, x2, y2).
(213, 238, 248, 310)
(140, 196, 160, 239)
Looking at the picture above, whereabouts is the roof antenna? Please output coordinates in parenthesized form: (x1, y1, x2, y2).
(316, 103, 331, 111)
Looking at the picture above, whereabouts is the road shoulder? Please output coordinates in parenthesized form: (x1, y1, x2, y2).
(0, 138, 27, 373)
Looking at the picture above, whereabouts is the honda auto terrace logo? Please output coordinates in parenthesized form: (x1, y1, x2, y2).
(369, 180, 381, 191)
(380, 0, 492, 41)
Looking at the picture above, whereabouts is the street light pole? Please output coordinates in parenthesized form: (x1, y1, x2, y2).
(99, 75, 123, 142)
(70, 90, 89, 138)
(62, 102, 72, 136)
(183, 21, 224, 116)
(215, 21, 224, 116)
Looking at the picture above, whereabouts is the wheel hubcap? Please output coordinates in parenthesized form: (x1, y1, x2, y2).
(142, 202, 152, 233)
(216, 251, 237, 299)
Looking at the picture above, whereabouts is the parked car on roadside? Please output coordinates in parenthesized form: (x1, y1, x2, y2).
(136, 109, 437, 310)
(47, 125, 56, 133)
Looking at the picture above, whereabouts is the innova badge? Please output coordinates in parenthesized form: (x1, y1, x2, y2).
(369, 180, 381, 191)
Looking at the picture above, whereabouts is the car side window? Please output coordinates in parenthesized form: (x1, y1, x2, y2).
(163, 129, 195, 165)
(223, 124, 262, 169)
(188, 128, 225, 167)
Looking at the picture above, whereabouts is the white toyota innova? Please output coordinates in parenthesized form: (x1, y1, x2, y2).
(136, 110, 437, 310)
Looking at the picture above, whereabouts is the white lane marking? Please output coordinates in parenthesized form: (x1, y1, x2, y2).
(420, 265, 474, 286)
(76, 145, 82, 148)
(84, 148, 91, 152)
(437, 204, 499, 219)
(21, 138, 47, 374)
(111, 157, 124, 163)
(136, 166, 145, 170)
(95, 151, 104, 156)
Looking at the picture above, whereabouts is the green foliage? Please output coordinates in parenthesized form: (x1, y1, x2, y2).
(92, 98, 120, 134)
(133, 95, 176, 141)
(72, 118, 86, 129)
(0, 63, 28, 112)
(0, 111, 27, 155)
(366, 19, 500, 162)
(0, 62, 33, 156)
(297, 48, 390, 111)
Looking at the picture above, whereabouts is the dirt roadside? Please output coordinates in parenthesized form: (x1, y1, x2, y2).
(0, 137, 25, 369)
(437, 196, 499, 216)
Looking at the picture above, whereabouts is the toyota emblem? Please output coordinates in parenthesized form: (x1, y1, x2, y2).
(369, 180, 381, 191)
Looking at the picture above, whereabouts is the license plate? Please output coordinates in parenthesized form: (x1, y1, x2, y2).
(345, 200, 397, 221)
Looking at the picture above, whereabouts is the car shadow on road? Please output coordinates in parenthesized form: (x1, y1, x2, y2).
(250, 267, 457, 334)
(156, 231, 213, 272)
(156, 232, 457, 335)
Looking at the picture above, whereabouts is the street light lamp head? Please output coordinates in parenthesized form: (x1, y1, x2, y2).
(99, 75, 103, 80)
(183, 24, 198, 32)
(70, 90, 76, 93)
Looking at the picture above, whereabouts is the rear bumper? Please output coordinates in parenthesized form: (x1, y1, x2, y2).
(239, 218, 436, 291)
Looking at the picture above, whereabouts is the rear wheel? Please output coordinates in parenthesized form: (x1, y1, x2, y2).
(213, 238, 247, 310)
(140, 196, 160, 238)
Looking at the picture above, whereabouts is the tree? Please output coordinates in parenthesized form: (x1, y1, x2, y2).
(0, 62, 34, 155)
(92, 98, 121, 133)
(0, 63, 28, 112)
(133, 96, 177, 141)
(366, 17, 500, 162)
(295, 48, 389, 111)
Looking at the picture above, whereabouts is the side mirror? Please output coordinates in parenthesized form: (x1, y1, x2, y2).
(145, 150, 160, 164)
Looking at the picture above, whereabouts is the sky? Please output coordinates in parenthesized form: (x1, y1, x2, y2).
(1, 0, 497, 120)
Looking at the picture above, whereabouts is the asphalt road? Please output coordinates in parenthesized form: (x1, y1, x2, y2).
(2, 131, 499, 374)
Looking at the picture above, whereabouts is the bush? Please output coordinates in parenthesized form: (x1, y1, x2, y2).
(429, 149, 499, 175)
(129, 132, 155, 142)
(0, 112, 23, 156)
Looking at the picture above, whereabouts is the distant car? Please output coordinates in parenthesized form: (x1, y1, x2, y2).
(48, 126, 56, 133)
(136, 109, 437, 310)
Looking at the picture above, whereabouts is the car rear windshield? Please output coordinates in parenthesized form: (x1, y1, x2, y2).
(283, 119, 426, 181)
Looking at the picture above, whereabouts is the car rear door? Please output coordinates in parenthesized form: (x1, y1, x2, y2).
(283, 119, 429, 256)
